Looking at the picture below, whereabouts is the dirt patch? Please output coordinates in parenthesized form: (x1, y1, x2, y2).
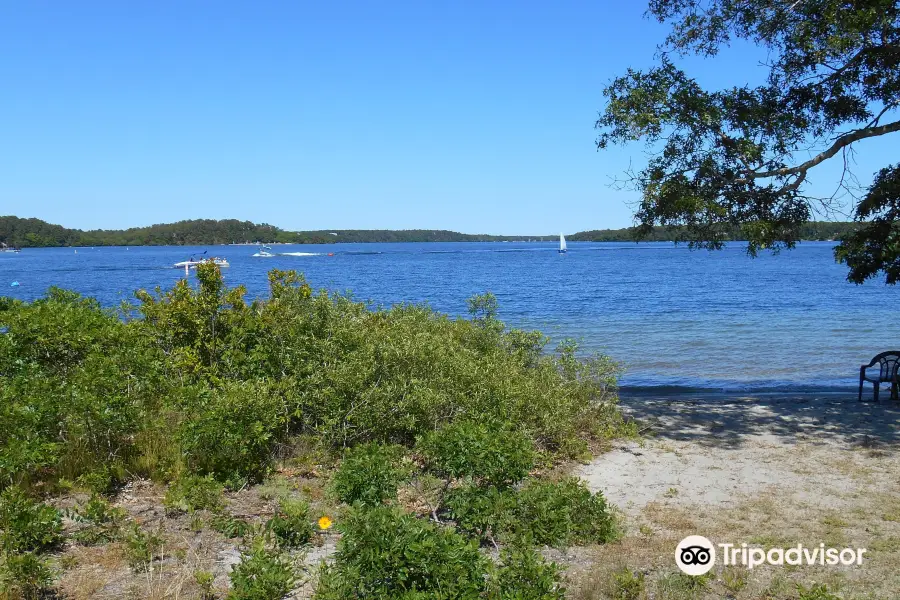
(52, 474, 339, 600)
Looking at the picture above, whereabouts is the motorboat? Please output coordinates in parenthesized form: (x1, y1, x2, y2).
(252, 245, 276, 257)
(173, 256, 230, 269)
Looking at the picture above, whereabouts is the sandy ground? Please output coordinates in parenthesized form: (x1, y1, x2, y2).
(579, 392, 900, 512)
(572, 392, 900, 599)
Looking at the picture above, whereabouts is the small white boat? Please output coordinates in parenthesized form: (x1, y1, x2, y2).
(174, 257, 230, 269)
(0, 244, 20, 253)
(252, 245, 276, 257)
(558, 233, 567, 254)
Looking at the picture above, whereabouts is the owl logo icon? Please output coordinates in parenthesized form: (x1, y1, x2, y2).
(676, 536, 716, 575)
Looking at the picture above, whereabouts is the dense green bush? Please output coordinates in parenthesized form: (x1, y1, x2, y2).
(0, 265, 626, 597)
(267, 497, 314, 549)
(0, 487, 62, 554)
(228, 538, 298, 600)
(331, 443, 408, 507)
(314, 506, 489, 600)
(1, 265, 622, 493)
(515, 477, 616, 546)
(444, 484, 518, 542)
(316, 505, 570, 599)
(418, 422, 535, 488)
(0, 288, 167, 489)
(0, 487, 62, 599)
(178, 381, 290, 486)
(444, 477, 616, 548)
(163, 474, 224, 514)
(0, 550, 55, 599)
(0, 371, 61, 491)
(490, 545, 566, 600)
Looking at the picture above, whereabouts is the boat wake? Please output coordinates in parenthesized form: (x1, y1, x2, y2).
(279, 252, 321, 257)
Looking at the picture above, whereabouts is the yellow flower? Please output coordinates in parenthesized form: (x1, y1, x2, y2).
(318, 516, 333, 530)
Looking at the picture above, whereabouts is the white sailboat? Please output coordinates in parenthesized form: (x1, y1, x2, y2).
(558, 233, 567, 254)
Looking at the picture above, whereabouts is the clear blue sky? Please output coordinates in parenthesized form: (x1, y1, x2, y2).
(0, 1, 892, 234)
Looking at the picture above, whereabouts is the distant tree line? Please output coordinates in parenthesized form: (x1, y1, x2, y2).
(570, 222, 859, 243)
(0, 217, 293, 247)
(0, 217, 554, 247)
(0, 215, 859, 248)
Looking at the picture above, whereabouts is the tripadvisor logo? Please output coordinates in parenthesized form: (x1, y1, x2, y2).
(676, 536, 716, 576)
(676, 536, 867, 575)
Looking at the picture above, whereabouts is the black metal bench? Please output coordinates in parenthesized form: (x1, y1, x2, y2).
(859, 351, 900, 402)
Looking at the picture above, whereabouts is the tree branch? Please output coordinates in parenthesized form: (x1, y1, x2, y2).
(743, 120, 900, 181)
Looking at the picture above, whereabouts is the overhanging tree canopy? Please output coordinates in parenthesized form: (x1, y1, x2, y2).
(596, 0, 900, 283)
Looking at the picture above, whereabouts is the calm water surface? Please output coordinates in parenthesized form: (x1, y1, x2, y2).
(1, 241, 895, 392)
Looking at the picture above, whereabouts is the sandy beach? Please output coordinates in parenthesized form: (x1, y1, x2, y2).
(573, 392, 900, 598)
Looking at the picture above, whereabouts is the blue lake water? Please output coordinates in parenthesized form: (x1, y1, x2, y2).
(1, 241, 895, 392)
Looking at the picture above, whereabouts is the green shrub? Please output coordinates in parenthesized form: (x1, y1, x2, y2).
(0, 486, 62, 554)
(211, 513, 253, 539)
(314, 506, 489, 600)
(258, 280, 621, 450)
(74, 466, 125, 495)
(515, 478, 615, 546)
(721, 566, 747, 594)
(466, 292, 499, 323)
(164, 474, 224, 514)
(1, 269, 624, 508)
(796, 584, 841, 600)
(611, 567, 645, 600)
(123, 524, 164, 572)
(444, 484, 518, 542)
(227, 538, 298, 600)
(656, 571, 711, 596)
(0, 428, 59, 494)
(331, 443, 408, 507)
(0, 288, 167, 489)
(0, 551, 55, 599)
(267, 497, 314, 549)
(490, 545, 566, 600)
(179, 381, 289, 486)
(445, 477, 615, 548)
(194, 569, 216, 600)
(418, 422, 535, 488)
(67, 494, 127, 545)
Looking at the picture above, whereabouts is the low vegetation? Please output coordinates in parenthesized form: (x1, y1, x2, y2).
(0, 264, 628, 598)
(227, 538, 299, 600)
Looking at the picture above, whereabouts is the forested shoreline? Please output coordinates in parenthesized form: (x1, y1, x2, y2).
(1, 215, 858, 248)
